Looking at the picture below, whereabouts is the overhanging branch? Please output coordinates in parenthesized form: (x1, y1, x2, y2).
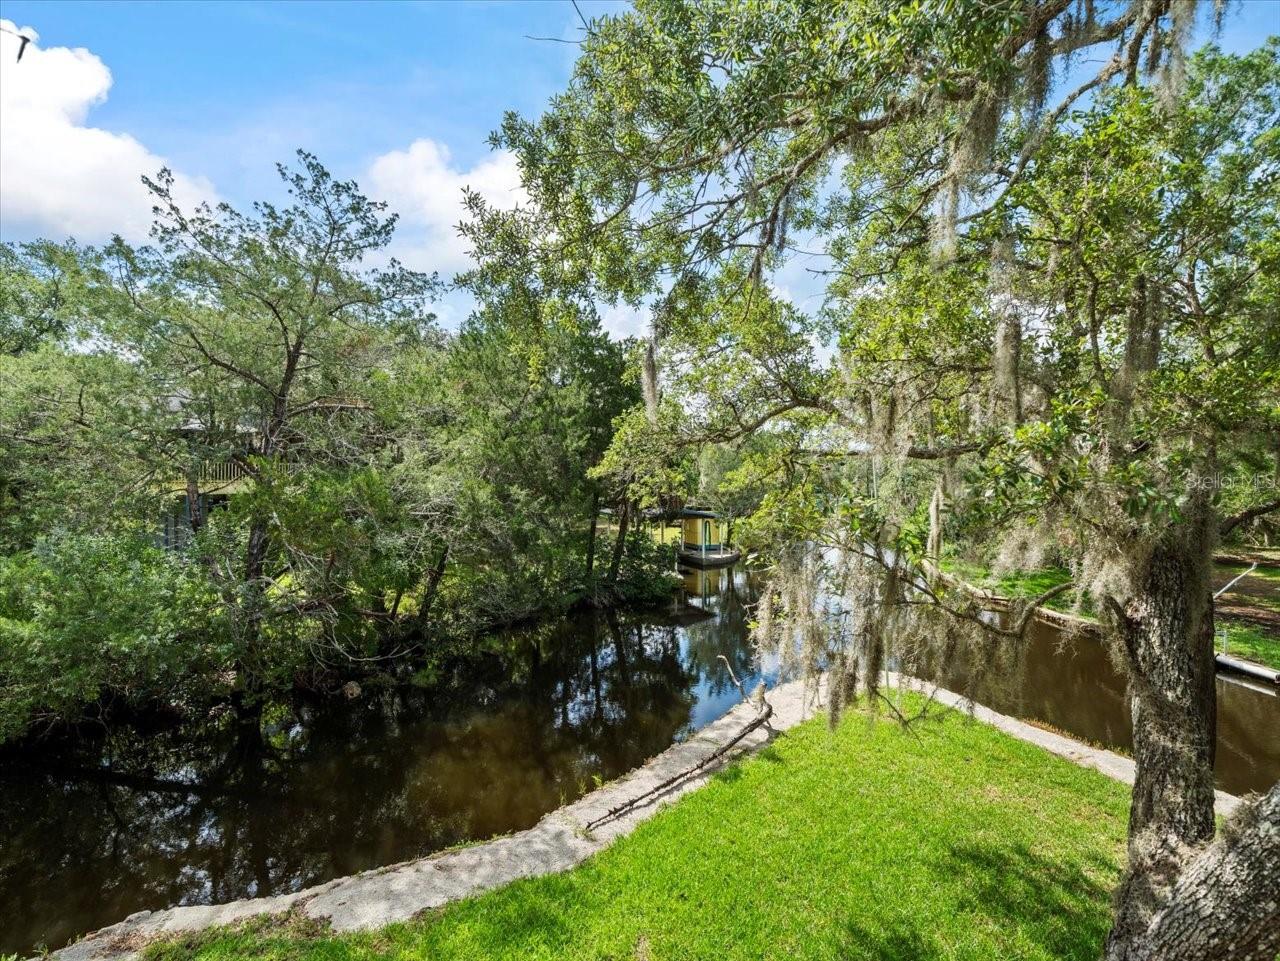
(1220, 498, 1280, 537)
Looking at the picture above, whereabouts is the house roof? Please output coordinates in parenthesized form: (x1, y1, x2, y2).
(608, 506, 723, 520)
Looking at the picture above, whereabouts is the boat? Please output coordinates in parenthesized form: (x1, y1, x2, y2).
(675, 508, 741, 567)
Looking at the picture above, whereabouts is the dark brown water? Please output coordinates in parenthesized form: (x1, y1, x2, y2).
(926, 617, 1279, 799)
(0, 566, 761, 956)
(1, 567, 1277, 956)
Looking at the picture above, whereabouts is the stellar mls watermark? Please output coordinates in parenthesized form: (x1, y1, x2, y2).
(1185, 472, 1279, 491)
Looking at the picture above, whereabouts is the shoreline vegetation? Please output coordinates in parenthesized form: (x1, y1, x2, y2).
(0, 549, 678, 757)
(940, 559, 1280, 672)
(126, 695, 1132, 961)
(0, 152, 680, 752)
(3, 5, 1278, 958)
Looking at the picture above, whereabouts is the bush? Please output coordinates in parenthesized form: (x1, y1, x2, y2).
(0, 529, 229, 740)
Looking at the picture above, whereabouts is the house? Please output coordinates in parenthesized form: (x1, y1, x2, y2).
(159, 419, 254, 548)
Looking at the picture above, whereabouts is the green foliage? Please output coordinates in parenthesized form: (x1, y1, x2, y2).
(0, 240, 90, 355)
(0, 151, 659, 742)
(0, 530, 228, 741)
(606, 526, 680, 604)
(493, 0, 1279, 588)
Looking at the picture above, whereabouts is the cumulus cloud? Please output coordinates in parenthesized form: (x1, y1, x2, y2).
(366, 138, 526, 278)
(599, 301, 647, 341)
(0, 21, 217, 243)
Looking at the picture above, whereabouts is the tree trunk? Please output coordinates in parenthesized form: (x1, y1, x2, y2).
(1129, 780, 1280, 961)
(607, 500, 630, 587)
(584, 487, 600, 584)
(185, 473, 205, 534)
(227, 514, 272, 747)
(642, 330, 660, 426)
(242, 518, 270, 591)
(417, 542, 450, 630)
(926, 474, 946, 577)
(239, 517, 271, 680)
(990, 311, 1022, 426)
(1104, 514, 1220, 960)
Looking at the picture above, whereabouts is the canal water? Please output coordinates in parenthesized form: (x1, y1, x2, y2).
(1, 565, 1277, 956)
(0, 566, 764, 956)
(924, 617, 1279, 799)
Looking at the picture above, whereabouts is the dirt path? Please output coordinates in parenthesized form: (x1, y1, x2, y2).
(1212, 564, 1280, 634)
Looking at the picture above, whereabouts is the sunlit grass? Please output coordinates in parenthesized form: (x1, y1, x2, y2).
(144, 701, 1129, 961)
(942, 561, 1080, 613)
(1219, 622, 1280, 670)
(944, 560, 1280, 670)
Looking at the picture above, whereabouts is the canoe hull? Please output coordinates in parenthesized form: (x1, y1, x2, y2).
(678, 548, 741, 568)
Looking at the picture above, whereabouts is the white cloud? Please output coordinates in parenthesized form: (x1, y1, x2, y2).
(0, 21, 218, 243)
(599, 301, 647, 340)
(366, 138, 526, 278)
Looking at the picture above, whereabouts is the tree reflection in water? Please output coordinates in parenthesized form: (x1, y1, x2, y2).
(0, 568, 763, 957)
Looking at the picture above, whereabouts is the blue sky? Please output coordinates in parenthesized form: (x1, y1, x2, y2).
(0, 0, 1276, 332)
(0, 1, 618, 201)
(0, 1, 631, 326)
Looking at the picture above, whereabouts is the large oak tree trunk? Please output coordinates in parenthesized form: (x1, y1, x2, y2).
(1129, 780, 1280, 961)
(1104, 513, 1224, 960)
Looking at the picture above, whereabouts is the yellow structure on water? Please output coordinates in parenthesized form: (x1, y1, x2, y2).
(620, 506, 742, 568)
(679, 509, 725, 551)
(675, 508, 739, 567)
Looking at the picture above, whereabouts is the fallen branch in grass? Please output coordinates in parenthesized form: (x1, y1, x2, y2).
(583, 658, 774, 833)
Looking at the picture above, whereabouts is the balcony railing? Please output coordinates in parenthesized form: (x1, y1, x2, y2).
(199, 459, 248, 484)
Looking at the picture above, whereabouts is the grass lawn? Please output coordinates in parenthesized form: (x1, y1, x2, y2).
(943, 560, 1280, 671)
(942, 561, 1080, 614)
(1218, 622, 1280, 670)
(143, 703, 1130, 961)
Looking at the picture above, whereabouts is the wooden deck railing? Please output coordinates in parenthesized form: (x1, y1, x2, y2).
(197, 458, 249, 484)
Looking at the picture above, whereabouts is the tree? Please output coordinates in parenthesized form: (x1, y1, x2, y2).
(100, 153, 437, 708)
(0, 241, 88, 356)
(0, 154, 444, 738)
(456, 189, 647, 604)
(502, 2, 1279, 956)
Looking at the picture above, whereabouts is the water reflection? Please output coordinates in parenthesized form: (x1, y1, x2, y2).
(0, 567, 764, 957)
(921, 617, 1280, 798)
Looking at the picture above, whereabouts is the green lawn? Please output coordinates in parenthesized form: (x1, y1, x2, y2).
(144, 703, 1130, 961)
(943, 560, 1280, 671)
(1218, 622, 1280, 670)
(942, 562, 1080, 614)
